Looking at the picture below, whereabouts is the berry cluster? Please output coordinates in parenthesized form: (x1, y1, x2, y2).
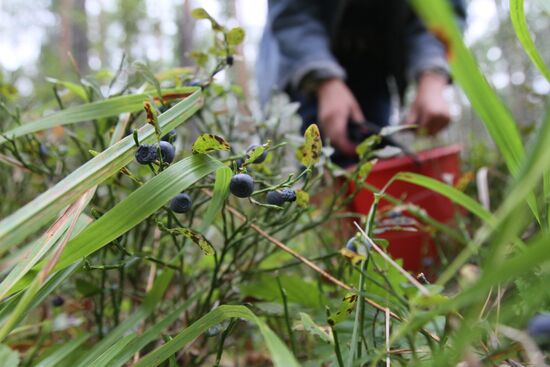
(134, 141, 176, 165)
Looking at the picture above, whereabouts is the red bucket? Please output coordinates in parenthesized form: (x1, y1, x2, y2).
(348, 144, 462, 273)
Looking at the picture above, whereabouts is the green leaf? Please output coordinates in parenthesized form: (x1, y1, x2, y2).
(243, 143, 267, 166)
(226, 27, 245, 45)
(172, 227, 215, 256)
(356, 135, 382, 157)
(296, 312, 333, 344)
(0, 89, 202, 250)
(241, 275, 326, 309)
(190, 51, 208, 67)
(0, 87, 198, 146)
(510, 0, 550, 82)
(295, 189, 309, 208)
(0, 344, 19, 367)
(45, 77, 89, 102)
(191, 133, 230, 154)
(296, 124, 322, 166)
(133, 305, 299, 367)
(191, 7, 223, 31)
(328, 293, 357, 326)
(199, 166, 231, 232)
(391, 172, 493, 223)
(191, 7, 211, 19)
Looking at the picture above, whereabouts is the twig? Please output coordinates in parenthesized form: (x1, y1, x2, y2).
(202, 190, 440, 342)
(386, 308, 391, 367)
(353, 222, 430, 296)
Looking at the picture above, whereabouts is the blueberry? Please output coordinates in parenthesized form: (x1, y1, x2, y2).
(235, 158, 244, 169)
(528, 314, 550, 343)
(159, 141, 175, 163)
(39, 143, 49, 157)
(246, 144, 267, 164)
(51, 295, 65, 307)
(280, 188, 296, 202)
(230, 173, 254, 198)
(266, 191, 285, 206)
(135, 144, 157, 165)
(226, 55, 234, 66)
(170, 193, 192, 213)
(161, 129, 177, 142)
(346, 238, 357, 253)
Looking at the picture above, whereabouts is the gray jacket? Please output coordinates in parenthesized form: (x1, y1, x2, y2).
(257, 0, 466, 105)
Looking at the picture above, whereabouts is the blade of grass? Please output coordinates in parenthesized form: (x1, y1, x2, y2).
(0, 263, 79, 328)
(133, 305, 300, 367)
(9, 154, 222, 296)
(439, 103, 550, 285)
(410, 0, 540, 224)
(0, 88, 202, 250)
(0, 191, 93, 301)
(510, 0, 550, 82)
(0, 87, 198, 146)
(0, 189, 93, 341)
(199, 165, 231, 232)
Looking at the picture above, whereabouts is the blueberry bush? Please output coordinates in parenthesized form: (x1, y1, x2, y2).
(0, 1, 550, 366)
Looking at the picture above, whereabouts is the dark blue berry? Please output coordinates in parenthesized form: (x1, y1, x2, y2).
(159, 141, 175, 163)
(246, 144, 267, 164)
(51, 295, 65, 307)
(528, 314, 550, 342)
(235, 158, 244, 169)
(230, 173, 254, 198)
(226, 55, 234, 66)
(159, 105, 170, 113)
(170, 193, 192, 213)
(346, 239, 357, 253)
(161, 129, 176, 142)
(135, 144, 157, 165)
(280, 188, 296, 202)
(39, 143, 49, 157)
(266, 191, 285, 206)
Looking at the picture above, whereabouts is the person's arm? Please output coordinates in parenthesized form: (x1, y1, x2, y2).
(404, 0, 466, 135)
(268, 0, 362, 156)
(268, 0, 345, 91)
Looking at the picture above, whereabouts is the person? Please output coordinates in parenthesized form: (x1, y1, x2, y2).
(257, 0, 466, 166)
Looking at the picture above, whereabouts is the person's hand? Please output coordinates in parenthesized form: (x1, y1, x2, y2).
(405, 71, 451, 135)
(316, 78, 365, 156)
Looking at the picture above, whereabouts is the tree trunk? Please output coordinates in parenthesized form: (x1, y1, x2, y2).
(71, 0, 89, 73)
(176, 0, 195, 66)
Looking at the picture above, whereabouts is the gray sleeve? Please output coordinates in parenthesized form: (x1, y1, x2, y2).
(268, 0, 345, 90)
(405, 0, 466, 82)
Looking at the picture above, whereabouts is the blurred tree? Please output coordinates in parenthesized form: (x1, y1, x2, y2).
(71, 0, 89, 73)
(176, 0, 195, 66)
